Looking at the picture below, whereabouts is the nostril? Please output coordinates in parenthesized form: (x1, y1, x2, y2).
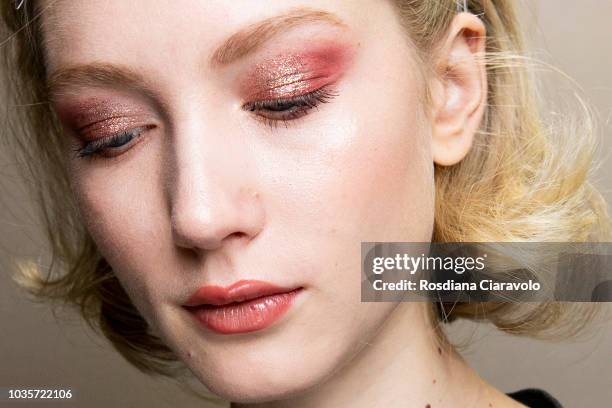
(226, 231, 249, 242)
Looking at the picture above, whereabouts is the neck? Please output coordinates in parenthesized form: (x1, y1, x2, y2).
(231, 303, 512, 408)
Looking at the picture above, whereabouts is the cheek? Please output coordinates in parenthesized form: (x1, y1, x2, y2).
(68, 155, 169, 320)
(333, 108, 433, 242)
(260, 63, 435, 352)
(338, 66, 434, 242)
(274, 84, 434, 247)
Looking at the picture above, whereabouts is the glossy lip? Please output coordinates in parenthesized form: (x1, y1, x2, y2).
(183, 280, 304, 335)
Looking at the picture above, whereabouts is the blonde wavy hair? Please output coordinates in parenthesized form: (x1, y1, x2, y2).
(1, 0, 611, 377)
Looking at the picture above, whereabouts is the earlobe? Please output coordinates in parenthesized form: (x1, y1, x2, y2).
(431, 13, 487, 167)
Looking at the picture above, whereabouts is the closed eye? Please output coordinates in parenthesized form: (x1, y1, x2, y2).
(74, 125, 154, 158)
(242, 86, 337, 128)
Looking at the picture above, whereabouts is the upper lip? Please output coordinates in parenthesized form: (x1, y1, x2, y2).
(184, 279, 300, 307)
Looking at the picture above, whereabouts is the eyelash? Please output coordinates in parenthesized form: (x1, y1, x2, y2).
(74, 86, 337, 159)
(242, 86, 338, 129)
(74, 126, 150, 158)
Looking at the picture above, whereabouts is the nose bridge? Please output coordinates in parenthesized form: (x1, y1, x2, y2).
(167, 105, 263, 251)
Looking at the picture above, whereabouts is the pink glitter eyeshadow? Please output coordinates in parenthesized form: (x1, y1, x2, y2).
(241, 43, 354, 100)
(55, 99, 151, 142)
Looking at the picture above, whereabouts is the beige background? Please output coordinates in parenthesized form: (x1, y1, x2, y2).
(1, 1, 611, 407)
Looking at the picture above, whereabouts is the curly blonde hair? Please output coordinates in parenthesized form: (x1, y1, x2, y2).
(1, 0, 610, 376)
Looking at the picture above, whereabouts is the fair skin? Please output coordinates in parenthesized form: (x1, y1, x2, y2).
(42, 0, 524, 406)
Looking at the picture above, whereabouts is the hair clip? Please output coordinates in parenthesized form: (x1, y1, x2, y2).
(456, 0, 468, 13)
(15, 0, 25, 10)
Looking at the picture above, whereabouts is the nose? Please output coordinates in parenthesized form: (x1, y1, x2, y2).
(168, 123, 265, 252)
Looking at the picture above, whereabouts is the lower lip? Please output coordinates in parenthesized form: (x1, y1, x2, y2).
(186, 288, 303, 335)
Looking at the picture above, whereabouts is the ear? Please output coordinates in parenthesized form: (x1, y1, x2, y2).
(430, 13, 487, 167)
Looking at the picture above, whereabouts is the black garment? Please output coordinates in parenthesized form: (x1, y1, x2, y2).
(507, 389, 563, 408)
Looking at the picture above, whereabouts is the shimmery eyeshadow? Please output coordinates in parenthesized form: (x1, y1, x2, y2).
(79, 116, 144, 140)
(55, 98, 151, 141)
(241, 42, 355, 100)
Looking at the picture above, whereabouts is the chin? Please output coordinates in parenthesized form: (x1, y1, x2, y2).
(154, 291, 361, 403)
(164, 317, 347, 403)
(187, 350, 333, 403)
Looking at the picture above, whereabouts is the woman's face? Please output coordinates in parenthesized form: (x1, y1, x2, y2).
(44, 0, 435, 401)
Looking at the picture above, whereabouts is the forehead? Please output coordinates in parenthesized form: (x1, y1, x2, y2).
(39, 0, 386, 75)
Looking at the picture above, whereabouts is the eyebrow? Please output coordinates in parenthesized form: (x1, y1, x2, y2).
(47, 63, 154, 100)
(46, 7, 347, 98)
(210, 7, 346, 66)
